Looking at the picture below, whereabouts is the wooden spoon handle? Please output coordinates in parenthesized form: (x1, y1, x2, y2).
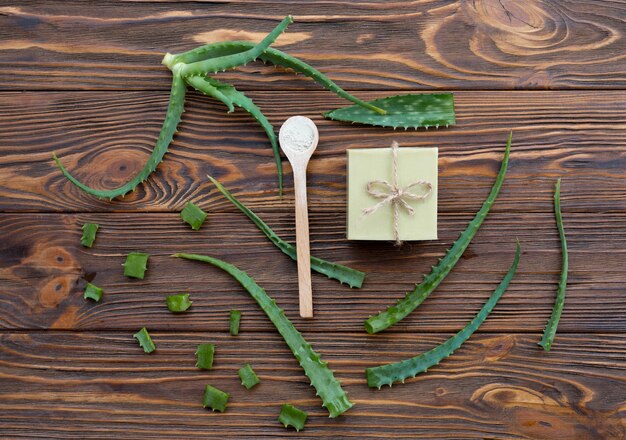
(293, 167, 313, 318)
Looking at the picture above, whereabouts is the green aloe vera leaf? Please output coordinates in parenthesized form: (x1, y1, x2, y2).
(178, 16, 293, 78)
(229, 309, 241, 336)
(238, 363, 260, 389)
(187, 77, 283, 195)
(180, 202, 208, 230)
(208, 175, 366, 288)
(83, 282, 103, 302)
(278, 404, 308, 431)
(324, 93, 455, 129)
(166, 293, 192, 313)
(539, 179, 568, 351)
(133, 327, 156, 354)
(173, 253, 354, 418)
(80, 223, 99, 248)
(123, 252, 149, 279)
(184, 75, 235, 113)
(364, 132, 512, 334)
(53, 73, 186, 200)
(367, 241, 521, 389)
(202, 385, 229, 412)
(196, 343, 215, 370)
(167, 42, 385, 115)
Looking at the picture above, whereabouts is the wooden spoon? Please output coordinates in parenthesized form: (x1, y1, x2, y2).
(279, 116, 319, 318)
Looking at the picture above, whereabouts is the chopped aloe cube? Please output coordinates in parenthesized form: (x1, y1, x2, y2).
(181, 202, 207, 230)
(166, 293, 192, 312)
(195, 343, 215, 370)
(133, 327, 155, 353)
(123, 252, 149, 279)
(238, 364, 260, 389)
(80, 223, 99, 248)
(202, 385, 229, 412)
(83, 282, 103, 302)
(278, 404, 307, 431)
(229, 309, 241, 335)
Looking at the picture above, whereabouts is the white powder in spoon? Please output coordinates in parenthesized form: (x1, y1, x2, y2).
(280, 120, 315, 153)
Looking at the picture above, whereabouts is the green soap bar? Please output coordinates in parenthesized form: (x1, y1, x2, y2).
(347, 147, 438, 241)
(195, 343, 215, 370)
(202, 385, 229, 412)
(238, 363, 260, 389)
(133, 327, 156, 353)
(80, 223, 99, 248)
(83, 282, 103, 302)
(229, 309, 241, 335)
(166, 293, 192, 312)
(181, 202, 208, 230)
(123, 252, 149, 279)
(278, 404, 308, 431)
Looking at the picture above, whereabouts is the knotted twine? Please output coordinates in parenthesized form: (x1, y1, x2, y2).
(362, 141, 433, 246)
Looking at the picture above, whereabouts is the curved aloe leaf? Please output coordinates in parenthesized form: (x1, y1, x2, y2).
(324, 93, 455, 129)
(539, 179, 568, 351)
(208, 175, 365, 288)
(365, 132, 512, 334)
(173, 253, 353, 418)
(167, 42, 385, 115)
(187, 77, 283, 195)
(367, 241, 521, 388)
(53, 74, 186, 200)
(178, 16, 294, 77)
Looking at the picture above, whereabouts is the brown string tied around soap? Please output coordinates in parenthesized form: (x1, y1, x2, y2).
(362, 141, 433, 246)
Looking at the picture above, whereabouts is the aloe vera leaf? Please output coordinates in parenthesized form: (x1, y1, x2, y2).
(196, 343, 215, 370)
(187, 77, 283, 195)
(238, 363, 260, 389)
(173, 253, 354, 418)
(202, 385, 229, 412)
(184, 75, 235, 113)
(180, 201, 208, 230)
(83, 282, 103, 302)
(539, 179, 568, 351)
(229, 309, 241, 336)
(367, 241, 521, 389)
(167, 42, 385, 115)
(364, 132, 512, 334)
(278, 404, 308, 431)
(123, 252, 149, 279)
(324, 93, 455, 129)
(166, 293, 192, 313)
(80, 223, 99, 248)
(133, 327, 156, 353)
(178, 16, 293, 78)
(53, 74, 186, 200)
(208, 175, 365, 288)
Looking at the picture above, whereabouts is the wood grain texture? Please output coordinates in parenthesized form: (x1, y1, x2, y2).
(1, 211, 625, 333)
(1, 90, 625, 213)
(0, 0, 625, 91)
(0, 332, 624, 439)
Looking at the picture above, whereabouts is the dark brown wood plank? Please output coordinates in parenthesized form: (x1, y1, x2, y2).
(0, 331, 624, 439)
(1, 211, 624, 332)
(1, 90, 625, 213)
(1, 1, 625, 91)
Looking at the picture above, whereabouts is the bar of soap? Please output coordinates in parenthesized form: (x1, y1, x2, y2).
(347, 147, 438, 241)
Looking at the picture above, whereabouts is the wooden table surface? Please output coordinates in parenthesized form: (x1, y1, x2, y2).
(1, 1, 625, 438)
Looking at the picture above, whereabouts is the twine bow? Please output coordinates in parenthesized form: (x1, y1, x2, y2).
(362, 141, 433, 246)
